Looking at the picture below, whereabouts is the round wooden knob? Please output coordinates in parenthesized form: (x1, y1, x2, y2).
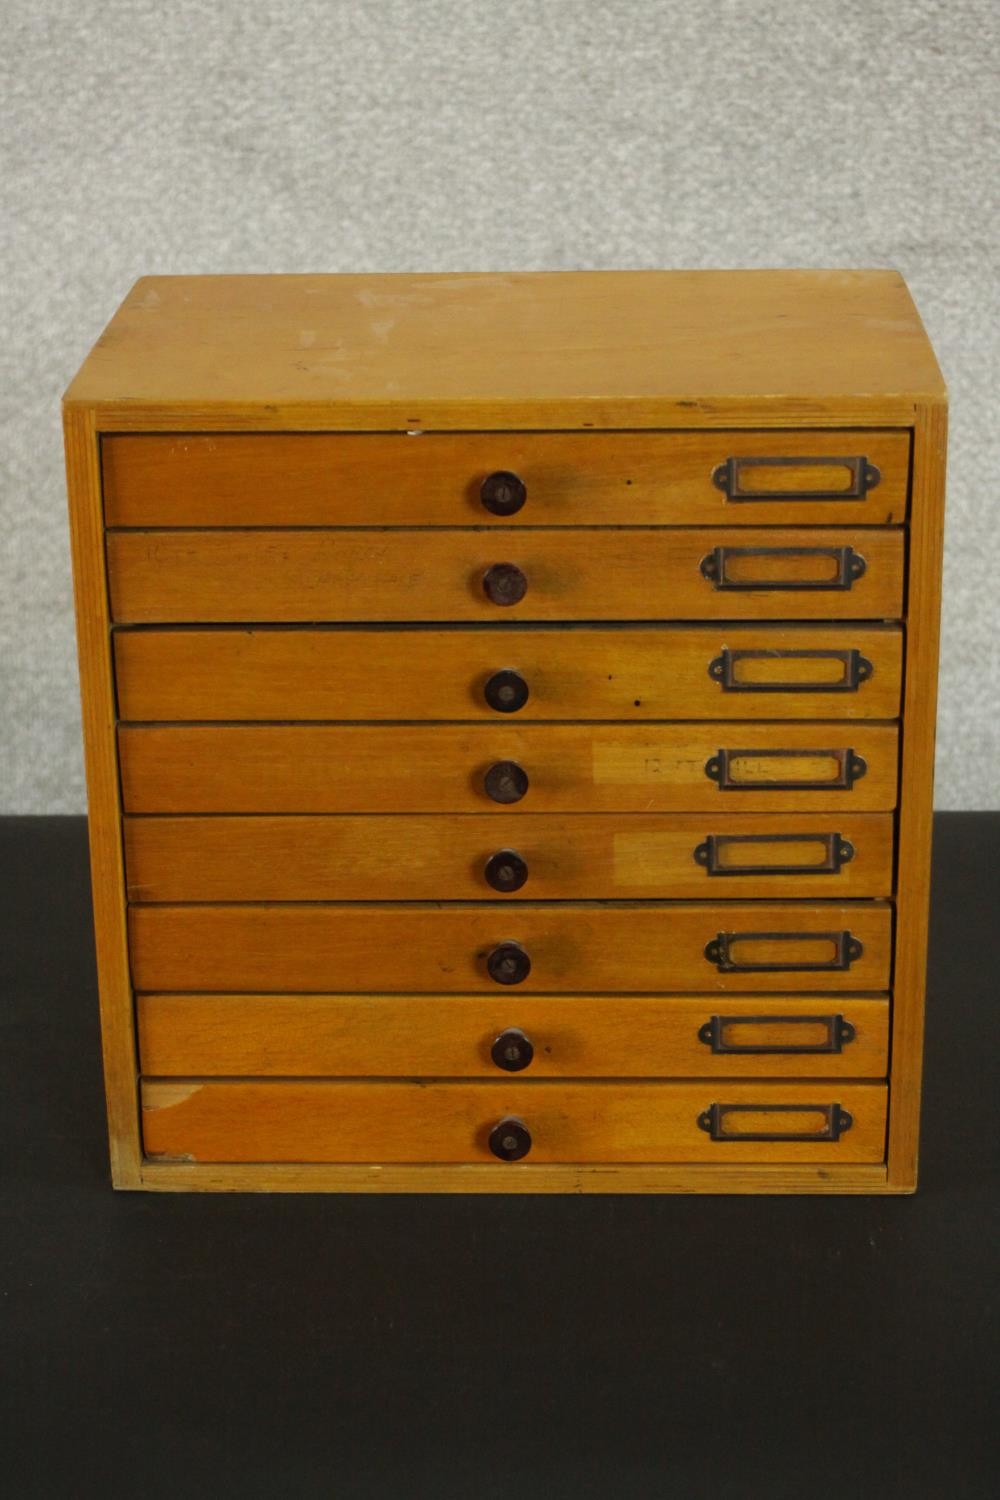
(484, 669, 529, 714)
(491, 1027, 534, 1072)
(482, 562, 528, 607)
(483, 760, 529, 804)
(484, 848, 528, 893)
(486, 941, 531, 986)
(480, 470, 527, 517)
(489, 1116, 532, 1160)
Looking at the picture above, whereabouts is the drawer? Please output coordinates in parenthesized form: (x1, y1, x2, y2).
(119, 722, 899, 814)
(106, 528, 904, 624)
(124, 812, 894, 901)
(129, 901, 892, 993)
(136, 994, 890, 1078)
(140, 1079, 889, 1164)
(114, 625, 903, 722)
(102, 430, 910, 527)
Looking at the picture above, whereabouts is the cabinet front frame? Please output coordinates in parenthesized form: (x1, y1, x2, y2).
(65, 402, 944, 1194)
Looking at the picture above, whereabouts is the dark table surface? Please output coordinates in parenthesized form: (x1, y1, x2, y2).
(1, 813, 997, 1499)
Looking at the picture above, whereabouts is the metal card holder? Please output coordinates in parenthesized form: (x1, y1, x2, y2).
(712, 454, 881, 502)
(697, 1014, 857, 1055)
(708, 647, 874, 693)
(704, 746, 868, 791)
(697, 1102, 854, 1141)
(693, 831, 854, 876)
(704, 930, 864, 972)
(700, 545, 866, 591)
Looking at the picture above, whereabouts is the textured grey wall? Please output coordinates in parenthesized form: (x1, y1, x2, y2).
(3, 0, 997, 812)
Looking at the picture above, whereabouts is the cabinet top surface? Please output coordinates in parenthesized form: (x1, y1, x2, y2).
(64, 270, 945, 425)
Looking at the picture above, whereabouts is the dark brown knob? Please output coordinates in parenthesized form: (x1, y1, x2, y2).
(484, 669, 529, 714)
(483, 562, 528, 607)
(483, 760, 529, 804)
(480, 470, 527, 517)
(484, 848, 528, 893)
(490, 1027, 534, 1071)
(486, 941, 531, 986)
(489, 1116, 532, 1160)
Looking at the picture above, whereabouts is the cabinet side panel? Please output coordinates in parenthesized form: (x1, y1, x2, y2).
(63, 406, 140, 1186)
(888, 403, 947, 1190)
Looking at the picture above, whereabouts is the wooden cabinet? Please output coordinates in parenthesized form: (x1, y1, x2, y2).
(63, 270, 946, 1193)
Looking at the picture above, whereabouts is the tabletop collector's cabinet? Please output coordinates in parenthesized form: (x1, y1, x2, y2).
(63, 270, 946, 1193)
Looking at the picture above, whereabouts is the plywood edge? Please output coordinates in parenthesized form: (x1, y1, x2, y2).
(137, 1160, 890, 1194)
(63, 404, 142, 1187)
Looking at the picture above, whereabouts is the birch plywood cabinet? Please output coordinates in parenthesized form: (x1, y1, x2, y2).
(63, 270, 947, 1194)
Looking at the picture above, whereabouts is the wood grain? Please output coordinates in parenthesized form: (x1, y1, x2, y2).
(140, 1078, 888, 1164)
(102, 430, 911, 527)
(63, 407, 141, 1188)
(114, 624, 903, 722)
(137, 1160, 892, 1193)
(128, 901, 893, 993)
(118, 721, 899, 814)
(136, 993, 890, 1079)
(123, 811, 894, 902)
(106, 526, 905, 624)
(64, 271, 944, 429)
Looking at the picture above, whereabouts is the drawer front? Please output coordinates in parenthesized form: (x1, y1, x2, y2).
(106, 528, 904, 624)
(103, 430, 910, 527)
(140, 1079, 888, 1164)
(119, 723, 899, 814)
(114, 625, 902, 722)
(129, 901, 892, 993)
(124, 812, 894, 901)
(137, 994, 890, 1078)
